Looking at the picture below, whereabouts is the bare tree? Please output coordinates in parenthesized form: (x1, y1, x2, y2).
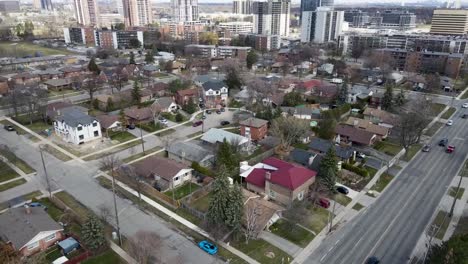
(244, 200, 262, 244)
(119, 164, 143, 204)
(125, 230, 162, 264)
(82, 76, 101, 106)
(97, 203, 113, 223)
(398, 98, 431, 158)
(270, 116, 309, 152)
(247, 78, 277, 108)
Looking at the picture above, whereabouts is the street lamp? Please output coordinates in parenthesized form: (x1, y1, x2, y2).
(39, 145, 52, 198)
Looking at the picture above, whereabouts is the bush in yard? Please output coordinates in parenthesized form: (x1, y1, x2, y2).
(175, 112, 184, 122)
(81, 214, 107, 251)
(191, 162, 213, 176)
(342, 163, 369, 177)
(92, 98, 99, 110)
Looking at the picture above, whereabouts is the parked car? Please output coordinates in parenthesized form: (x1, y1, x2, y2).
(446, 145, 455, 153)
(316, 198, 330, 209)
(205, 110, 212, 114)
(216, 110, 221, 114)
(446, 120, 453, 126)
(336, 186, 349, 195)
(366, 256, 380, 264)
(462, 114, 468, 119)
(193, 121, 203, 127)
(439, 138, 448, 147)
(198, 240, 217, 255)
(127, 124, 136, 130)
(220, 121, 230, 126)
(201, 115, 207, 120)
(422, 145, 431, 152)
(462, 103, 468, 108)
(159, 119, 168, 125)
(3, 125, 15, 131)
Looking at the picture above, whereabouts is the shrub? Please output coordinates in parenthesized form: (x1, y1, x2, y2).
(175, 113, 184, 122)
(342, 163, 369, 177)
(191, 162, 214, 177)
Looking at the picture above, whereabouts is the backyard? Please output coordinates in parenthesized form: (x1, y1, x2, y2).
(163, 182, 200, 200)
(190, 192, 213, 212)
(270, 219, 315, 247)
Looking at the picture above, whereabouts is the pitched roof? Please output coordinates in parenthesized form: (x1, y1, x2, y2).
(344, 117, 389, 136)
(124, 107, 153, 120)
(176, 88, 198, 97)
(239, 117, 268, 128)
(167, 141, 214, 164)
(56, 107, 96, 127)
(246, 157, 316, 191)
(149, 82, 169, 92)
(300, 80, 322, 90)
(243, 191, 284, 230)
(335, 125, 376, 145)
(201, 128, 249, 145)
(363, 108, 397, 125)
(308, 138, 354, 159)
(289, 149, 316, 167)
(153, 97, 175, 110)
(131, 156, 190, 181)
(44, 78, 71, 87)
(202, 80, 227, 91)
(0, 207, 63, 250)
(96, 115, 120, 129)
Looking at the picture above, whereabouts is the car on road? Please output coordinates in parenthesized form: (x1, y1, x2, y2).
(439, 138, 448, 147)
(366, 256, 380, 264)
(193, 121, 203, 127)
(422, 145, 431, 152)
(462, 103, 468, 108)
(316, 198, 330, 209)
(462, 114, 468, 119)
(198, 240, 217, 255)
(3, 125, 15, 131)
(205, 110, 212, 114)
(356, 152, 366, 159)
(446, 119, 453, 126)
(216, 110, 221, 114)
(446, 145, 455, 153)
(220, 107, 225, 112)
(220, 121, 230, 126)
(336, 186, 349, 195)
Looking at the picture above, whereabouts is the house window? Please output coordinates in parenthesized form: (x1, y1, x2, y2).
(269, 190, 276, 198)
(79, 135, 84, 140)
(45, 233, 56, 242)
(94, 131, 99, 137)
(77, 126, 83, 131)
(298, 191, 304, 201)
(92, 122, 97, 127)
(27, 241, 39, 250)
(174, 176, 179, 181)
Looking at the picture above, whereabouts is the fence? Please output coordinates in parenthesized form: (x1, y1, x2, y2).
(179, 181, 213, 222)
(247, 147, 275, 165)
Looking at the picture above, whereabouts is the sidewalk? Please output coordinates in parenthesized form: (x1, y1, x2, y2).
(109, 241, 138, 264)
(259, 231, 303, 257)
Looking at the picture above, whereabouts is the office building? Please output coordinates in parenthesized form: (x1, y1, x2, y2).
(430, 9, 468, 35)
(344, 10, 369, 28)
(253, 0, 290, 37)
(0, 0, 20, 12)
(301, 7, 343, 43)
(219, 22, 254, 35)
(172, 0, 199, 22)
(73, 0, 100, 27)
(123, 0, 153, 27)
(233, 0, 252, 14)
(33, 0, 53, 11)
(371, 10, 416, 29)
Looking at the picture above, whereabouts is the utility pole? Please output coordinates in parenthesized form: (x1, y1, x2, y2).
(110, 165, 122, 246)
(137, 115, 145, 154)
(39, 145, 52, 198)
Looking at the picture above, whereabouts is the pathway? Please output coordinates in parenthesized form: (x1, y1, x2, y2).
(259, 231, 303, 257)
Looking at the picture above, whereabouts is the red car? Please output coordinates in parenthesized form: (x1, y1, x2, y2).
(192, 121, 203, 127)
(317, 198, 330, 209)
(446, 145, 455, 153)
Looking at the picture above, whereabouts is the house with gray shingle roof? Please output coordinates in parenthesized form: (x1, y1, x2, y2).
(167, 141, 215, 167)
(54, 107, 102, 144)
(201, 128, 250, 150)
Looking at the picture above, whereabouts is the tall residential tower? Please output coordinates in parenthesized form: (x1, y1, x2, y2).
(73, 0, 100, 27)
(252, 0, 290, 36)
(172, 0, 199, 22)
(123, 0, 153, 27)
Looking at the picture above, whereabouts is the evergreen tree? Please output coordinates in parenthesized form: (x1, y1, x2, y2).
(246, 50, 258, 70)
(225, 183, 244, 230)
(225, 68, 243, 91)
(183, 98, 197, 114)
(132, 79, 142, 104)
(216, 139, 239, 171)
(207, 166, 231, 225)
(381, 84, 394, 111)
(145, 50, 154, 64)
(106, 97, 114, 112)
(394, 88, 405, 107)
(81, 215, 106, 251)
(88, 57, 100, 75)
(338, 81, 348, 105)
(175, 112, 184, 122)
(129, 51, 135, 64)
(317, 146, 338, 192)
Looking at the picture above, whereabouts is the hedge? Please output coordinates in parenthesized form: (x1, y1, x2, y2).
(342, 162, 369, 177)
(191, 162, 214, 177)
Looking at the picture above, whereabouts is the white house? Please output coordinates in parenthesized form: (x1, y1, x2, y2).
(201, 128, 250, 151)
(348, 85, 373, 103)
(152, 97, 178, 113)
(54, 108, 102, 145)
(201, 81, 229, 107)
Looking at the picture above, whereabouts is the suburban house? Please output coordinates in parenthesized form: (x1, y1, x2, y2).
(148, 82, 169, 97)
(242, 158, 317, 205)
(60, 67, 83, 78)
(0, 77, 9, 96)
(242, 190, 285, 232)
(335, 124, 377, 146)
(54, 107, 102, 144)
(201, 81, 228, 107)
(282, 106, 321, 120)
(176, 88, 198, 105)
(194, 73, 225, 86)
(96, 114, 121, 136)
(201, 128, 250, 151)
(10, 72, 40, 85)
(289, 148, 321, 171)
(239, 117, 268, 141)
(124, 107, 155, 124)
(369, 93, 384, 107)
(152, 97, 178, 113)
(0, 206, 64, 256)
(348, 85, 373, 103)
(35, 69, 63, 81)
(363, 108, 398, 129)
(167, 141, 215, 168)
(130, 156, 193, 191)
(43, 78, 72, 91)
(344, 117, 390, 140)
(308, 138, 355, 162)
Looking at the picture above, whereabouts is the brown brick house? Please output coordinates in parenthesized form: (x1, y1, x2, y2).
(335, 124, 377, 146)
(239, 117, 268, 141)
(176, 88, 198, 105)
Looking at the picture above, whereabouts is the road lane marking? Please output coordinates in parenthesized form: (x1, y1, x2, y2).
(320, 253, 328, 262)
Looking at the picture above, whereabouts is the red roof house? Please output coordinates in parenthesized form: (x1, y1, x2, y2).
(245, 157, 316, 205)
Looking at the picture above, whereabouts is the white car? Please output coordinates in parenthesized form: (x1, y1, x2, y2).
(159, 118, 168, 125)
(462, 103, 468, 108)
(446, 120, 453, 126)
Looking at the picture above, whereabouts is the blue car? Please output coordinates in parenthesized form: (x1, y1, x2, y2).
(198, 240, 218, 255)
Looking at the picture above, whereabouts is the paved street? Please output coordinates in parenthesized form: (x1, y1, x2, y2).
(302, 103, 468, 264)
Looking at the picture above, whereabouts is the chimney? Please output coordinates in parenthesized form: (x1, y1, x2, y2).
(24, 204, 31, 215)
(265, 171, 271, 180)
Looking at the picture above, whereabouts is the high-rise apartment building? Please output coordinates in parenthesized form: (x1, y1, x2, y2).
(73, 0, 100, 27)
(252, 0, 290, 37)
(430, 9, 468, 35)
(233, 0, 252, 14)
(301, 7, 343, 43)
(172, 0, 199, 22)
(122, 0, 152, 27)
(34, 0, 53, 11)
(300, 0, 333, 23)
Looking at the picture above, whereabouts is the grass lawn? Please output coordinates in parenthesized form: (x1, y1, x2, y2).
(448, 187, 465, 200)
(401, 144, 422, 162)
(0, 178, 26, 192)
(45, 246, 63, 262)
(161, 112, 188, 123)
(0, 41, 75, 56)
(82, 250, 125, 264)
(431, 211, 450, 240)
(0, 148, 35, 174)
(54, 191, 92, 221)
(461, 160, 468, 177)
(425, 122, 444, 137)
(154, 72, 169, 78)
(371, 173, 394, 193)
(157, 128, 176, 137)
(38, 198, 65, 221)
(373, 141, 403, 156)
(139, 122, 164, 133)
(190, 193, 212, 212)
(365, 166, 378, 177)
(0, 160, 20, 182)
(431, 103, 446, 116)
(48, 89, 80, 98)
(334, 193, 352, 206)
(270, 219, 315, 247)
(461, 89, 468, 99)
(55, 142, 83, 157)
(24, 120, 51, 133)
(441, 107, 456, 120)
(352, 203, 365, 211)
(302, 206, 330, 234)
(230, 238, 292, 264)
(122, 146, 163, 164)
(42, 144, 72, 161)
(164, 182, 200, 200)
(185, 131, 203, 139)
(109, 131, 137, 143)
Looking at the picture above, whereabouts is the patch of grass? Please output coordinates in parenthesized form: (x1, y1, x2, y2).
(108, 131, 137, 143)
(460, 89, 468, 99)
(186, 131, 203, 139)
(334, 193, 352, 206)
(0, 41, 75, 56)
(371, 173, 394, 192)
(352, 203, 365, 211)
(365, 166, 378, 177)
(54, 191, 92, 221)
(161, 112, 188, 123)
(139, 122, 164, 133)
(230, 238, 292, 264)
(270, 219, 315, 247)
(448, 187, 465, 200)
(48, 89, 80, 98)
(42, 144, 72, 161)
(425, 122, 444, 137)
(23, 190, 43, 201)
(82, 140, 141, 161)
(0, 160, 20, 182)
(431, 103, 446, 116)
(55, 142, 83, 157)
(164, 182, 200, 200)
(303, 206, 330, 234)
(0, 148, 35, 174)
(293, 142, 309, 150)
(45, 246, 63, 263)
(38, 198, 65, 221)
(373, 141, 403, 156)
(431, 211, 450, 240)
(441, 107, 456, 120)
(190, 193, 212, 213)
(0, 178, 26, 192)
(82, 250, 125, 264)
(401, 144, 422, 162)
(24, 120, 51, 133)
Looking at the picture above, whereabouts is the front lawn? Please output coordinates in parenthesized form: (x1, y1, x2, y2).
(24, 120, 52, 133)
(139, 122, 164, 133)
(371, 173, 394, 192)
(164, 182, 200, 200)
(441, 107, 456, 120)
(365, 166, 378, 177)
(0, 160, 20, 182)
(161, 112, 187, 123)
(448, 187, 465, 200)
(425, 122, 444, 137)
(38, 198, 65, 221)
(54, 191, 92, 221)
(334, 193, 352, 206)
(82, 250, 125, 264)
(0, 148, 35, 174)
(302, 205, 330, 234)
(352, 203, 365, 211)
(190, 193, 212, 212)
(373, 141, 403, 156)
(270, 219, 315, 247)
(0, 178, 26, 192)
(230, 238, 292, 264)
(431, 211, 450, 240)
(401, 144, 422, 162)
(431, 103, 446, 116)
(108, 130, 137, 143)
